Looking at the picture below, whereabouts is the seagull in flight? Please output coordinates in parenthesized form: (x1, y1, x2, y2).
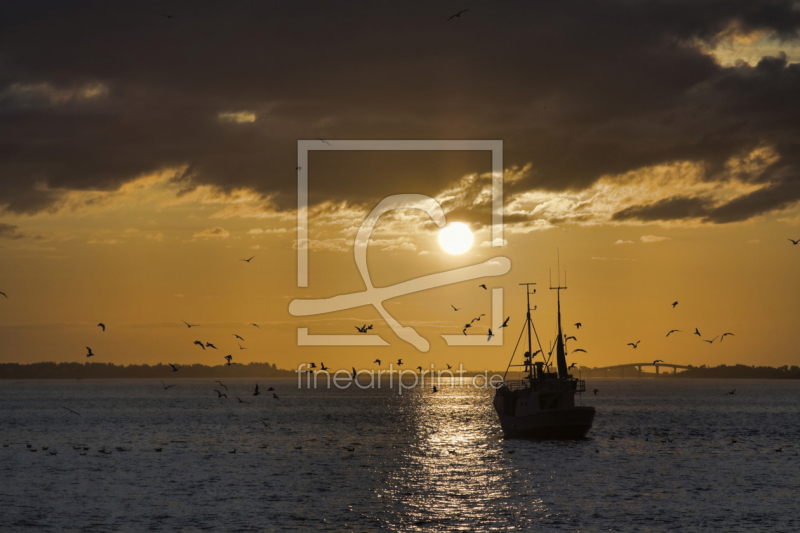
(215, 381, 227, 391)
(479, 284, 487, 290)
(593, 389, 599, 396)
(205, 342, 217, 349)
(182, 320, 198, 328)
(789, 238, 799, 245)
(627, 341, 640, 349)
(446, 364, 452, 370)
(397, 359, 403, 366)
(86, 347, 94, 357)
(161, 381, 175, 390)
(320, 362, 329, 371)
(572, 349, 586, 353)
(241, 256, 254, 263)
(672, 301, 678, 308)
(60, 405, 81, 416)
(451, 305, 460, 311)
(499, 317, 510, 328)
(233, 334, 244, 341)
(193, 341, 205, 350)
(224, 355, 233, 366)
(666, 330, 681, 337)
(703, 336, 719, 344)
(569, 362, 578, 370)
(447, 9, 468, 21)
(721, 332, 735, 341)
(169, 363, 179, 372)
(317, 138, 331, 145)
(694, 328, 701, 337)
(97, 323, 105, 332)
(213, 390, 227, 399)
(575, 323, 582, 329)
(653, 359, 664, 364)
(355, 324, 369, 333)
(251, 323, 260, 328)
(487, 328, 494, 341)
(374, 359, 381, 366)
(416, 366, 423, 372)
(273, 393, 279, 399)
(238, 343, 246, 350)
(565, 336, 577, 341)
(0, 292, 7, 299)
(725, 389, 735, 395)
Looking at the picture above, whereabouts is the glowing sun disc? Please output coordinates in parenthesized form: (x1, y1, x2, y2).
(438, 222, 474, 254)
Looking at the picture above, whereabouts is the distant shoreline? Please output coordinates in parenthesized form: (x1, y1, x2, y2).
(1, 362, 799, 380)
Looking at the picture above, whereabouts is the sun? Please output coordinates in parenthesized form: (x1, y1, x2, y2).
(438, 222, 474, 254)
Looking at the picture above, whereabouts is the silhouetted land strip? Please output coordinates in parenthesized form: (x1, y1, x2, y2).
(581, 364, 800, 379)
(0, 362, 295, 380)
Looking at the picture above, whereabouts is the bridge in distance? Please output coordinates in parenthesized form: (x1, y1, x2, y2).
(582, 362, 691, 378)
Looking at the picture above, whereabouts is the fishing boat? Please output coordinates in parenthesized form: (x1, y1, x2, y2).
(493, 272, 595, 439)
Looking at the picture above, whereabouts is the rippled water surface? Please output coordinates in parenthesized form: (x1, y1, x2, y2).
(2, 377, 799, 532)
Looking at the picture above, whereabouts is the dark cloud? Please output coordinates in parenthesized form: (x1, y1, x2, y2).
(0, 223, 24, 239)
(612, 196, 714, 222)
(704, 179, 800, 223)
(0, 1, 799, 221)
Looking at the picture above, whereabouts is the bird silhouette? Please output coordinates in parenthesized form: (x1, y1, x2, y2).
(730, 438, 737, 444)
(97, 323, 105, 332)
(703, 336, 719, 344)
(236, 397, 250, 404)
(397, 359, 403, 366)
(417, 366, 423, 372)
(565, 335, 577, 341)
(161, 381, 175, 390)
(169, 363, 179, 372)
(214, 390, 227, 398)
(593, 389, 599, 395)
(224, 355, 233, 366)
(499, 317, 510, 328)
(241, 256, 255, 262)
(666, 329, 682, 337)
(462, 328, 467, 336)
(627, 341, 640, 349)
(0, 292, 7, 299)
(309, 362, 317, 369)
(320, 362, 329, 371)
(374, 359, 381, 366)
(569, 362, 578, 370)
(351, 367, 358, 380)
(273, 393, 279, 399)
(238, 343, 246, 350)
(233, 334, 244, 341)
(355, 325, 368, 333)
(432, 386, 438, 392)
(317, 138, 331, 145)
(694, 328, 701, 337)
(446, 364, 452, 370)
(205, 342, 217, 349)
(253, 383, 260, 396)
(653, 359, 664, 364)
(267, 387, 274, 391)
(487, 328, 494, 341)
(60, 405, 81, 416)
(251, 323, 260, 328)
(575, 322, 582, 329)
(447, 9, 468, 21)
(215, 381, 227, 391)
(479, 284, 487, 290)
(86, 347, 94, 357)
(721, 332, 735, 341)
(451, 305, 460, 311)
(672, 301, 678, 308)
(725, 389, 736, 395)
(182, 320, 198, 328)
(572, 349, 586, 353)
(789, 239, 799, 245)
(296, 166, 302, 171)
(464, 323, 472, 329)
(193, 341, 205, 350)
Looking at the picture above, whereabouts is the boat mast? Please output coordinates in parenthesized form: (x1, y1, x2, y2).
(520, 283, 536, 381)
(550, 253, 569, 378)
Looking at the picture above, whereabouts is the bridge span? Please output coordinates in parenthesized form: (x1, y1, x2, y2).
(588, 362, 690, 377)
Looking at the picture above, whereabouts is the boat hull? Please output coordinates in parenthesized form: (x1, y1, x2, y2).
(495, 405, 596, 440)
